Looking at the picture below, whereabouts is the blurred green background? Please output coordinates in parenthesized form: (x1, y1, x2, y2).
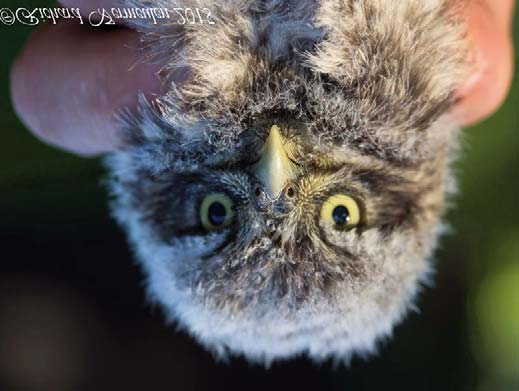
(0, 1, 517, 390)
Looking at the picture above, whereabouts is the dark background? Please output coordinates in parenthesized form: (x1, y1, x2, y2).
(1, 1, 518, 390)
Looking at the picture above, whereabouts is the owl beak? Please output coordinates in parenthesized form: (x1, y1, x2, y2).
(254, 125, 297, 200)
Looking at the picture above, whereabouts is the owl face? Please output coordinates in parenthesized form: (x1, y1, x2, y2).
(140, 123, 446, 305)
(109, 0, 465, 362)
(109, 114, 453, 361)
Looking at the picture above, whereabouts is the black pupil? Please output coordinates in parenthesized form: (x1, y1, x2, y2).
(208, 202, 227, 226)
(332, 205, 350, 225)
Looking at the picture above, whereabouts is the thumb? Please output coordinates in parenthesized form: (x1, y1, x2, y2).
(453, 0, 515, 126)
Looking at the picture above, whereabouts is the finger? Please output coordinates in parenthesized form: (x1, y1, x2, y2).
(454, 0, 515, 126)
(10, 20, 164, 156)
(484, 0, 516, 27)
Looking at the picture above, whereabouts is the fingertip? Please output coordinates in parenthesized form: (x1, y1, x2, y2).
(453, 1, 515, 126)
(10, 21, 164, 156)
(10, 23, 78, 154)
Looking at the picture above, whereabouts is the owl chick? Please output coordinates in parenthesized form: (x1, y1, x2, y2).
(107, 0, 467, 363)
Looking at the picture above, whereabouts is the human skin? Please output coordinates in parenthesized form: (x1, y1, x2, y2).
(10, 0, 516, 157)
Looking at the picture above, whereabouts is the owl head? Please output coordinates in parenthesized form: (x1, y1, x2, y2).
(107, 0, 466, 363)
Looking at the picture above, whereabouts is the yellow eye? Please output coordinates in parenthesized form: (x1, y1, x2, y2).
(321, 194, 361, 229)
(200, 193, 235, 231)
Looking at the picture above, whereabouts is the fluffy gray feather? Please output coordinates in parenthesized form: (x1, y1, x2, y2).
(106, 0, 467, 363)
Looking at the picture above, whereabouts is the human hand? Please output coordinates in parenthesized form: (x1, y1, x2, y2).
(452, 0, 515, 126)
(10, 0, 165, 156)
(10, 0, 516, 157)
